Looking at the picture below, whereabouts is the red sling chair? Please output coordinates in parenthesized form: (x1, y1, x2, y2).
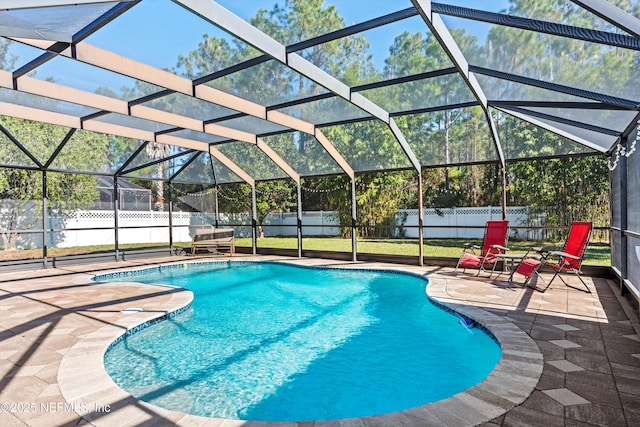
(511, 221, 592, 293)
(455, 220, 509, 276)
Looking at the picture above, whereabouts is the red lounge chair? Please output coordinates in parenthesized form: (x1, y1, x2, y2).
(455, 220, 509, 276)
(511, 221, 592, 293)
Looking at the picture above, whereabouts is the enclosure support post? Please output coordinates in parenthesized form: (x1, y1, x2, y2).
(297, 181, 303, 258)
(114, 176, 120, 261)
(501, 164, 508, 220)
(251, 183, 258, 255)
(42, 171, 48, 269)
(214, 185, 219, 228)
(351, 178, 357, 263)
(168, 181, 174, 255)
(619, 134, 629, 289)
(418, 169, 424, 266)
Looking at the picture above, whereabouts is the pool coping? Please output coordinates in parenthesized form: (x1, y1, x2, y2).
(57, 259, 543, 427)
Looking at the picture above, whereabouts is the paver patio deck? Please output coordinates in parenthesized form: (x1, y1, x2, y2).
(0, 254, 638, 426)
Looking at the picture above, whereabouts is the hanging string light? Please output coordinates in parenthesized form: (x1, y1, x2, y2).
(254, 187, 295, 200)
(301, 185, 338, 194)
(175, 187, 217, 198)
(172, 185, 242, 202)
(216, 189, 242, 202)
(354, 181, 418, 193)
(608, 119, 639, 171)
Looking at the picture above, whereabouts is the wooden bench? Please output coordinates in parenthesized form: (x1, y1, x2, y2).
(191, 228, 235, 256)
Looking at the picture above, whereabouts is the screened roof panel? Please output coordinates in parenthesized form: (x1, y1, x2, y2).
(166, 152, 201, 180)
(215, 0, 414, 44)
(357, 73, 476, 114)
(0, 116, 70, 164)
(329, 0, 415, 25)
(0, 3, 119, 41)
(123, 148, 195, 180)
(475, 74, 610, 103)
(142, 92, 240, 121)
(49, 130, 144, 174)
(322, 120, 413, 172)
(294, 16, 453, 87)
(0, 39, 45, 72)
(172, 152, 216, 184)
(632, 1, 640, 19)
(439, 0, 638, 35)
(434, 1, 507, 14)
(210, 155, 243, 184)
(120, 164, 162, 180)
(123, 141, 193, 178)
(494, 109, 602, 159)
(395, 105, 498, 167)
(1, 87, 99, 117)
(438, 1, 639, 37)
(216, 140, 289, 181)
(505, 0, 614, 26)
(277, 96, 370, 126)
(206, 59, 330, 106)
(0, 128, 38, 168)
(445, 17, 640, 102)
(168, 129, 229, 145)
(519, 106, 636, 134)
(33, 55, 163, 99)
(85, 0, 262, 79)
(215, 115, 289, 135)
(106, 135, 147, 172)
(91, 112, 176, 134)
(261, 132, 342, 176)
(172, 152, 250, 184)
(500, 107, 619, 152)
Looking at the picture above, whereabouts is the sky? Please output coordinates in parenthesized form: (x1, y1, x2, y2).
(8, 0, 510, 94)
(84, 0, 511, 72)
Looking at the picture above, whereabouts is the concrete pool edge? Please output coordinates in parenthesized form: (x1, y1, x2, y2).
(57, 260, 543, 427)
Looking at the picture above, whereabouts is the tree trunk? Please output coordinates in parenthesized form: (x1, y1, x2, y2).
(1, 211, 20, 250)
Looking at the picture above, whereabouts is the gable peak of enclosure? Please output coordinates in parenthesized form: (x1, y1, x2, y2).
(0, 0, 638, 184)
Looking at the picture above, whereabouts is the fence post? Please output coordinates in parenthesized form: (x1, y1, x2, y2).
(454, 207, 458, 239)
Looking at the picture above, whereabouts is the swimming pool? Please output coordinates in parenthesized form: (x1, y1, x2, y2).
(99, 261, 501, 422)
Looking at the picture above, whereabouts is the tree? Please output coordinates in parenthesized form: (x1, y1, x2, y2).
(145, 141, 171, 211)
(175, 0, 617, 238)
(255, 180, 297, 238)
(175, 0, 378, 237)
(0, 117, 109, 250)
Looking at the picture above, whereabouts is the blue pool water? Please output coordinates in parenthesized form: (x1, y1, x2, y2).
(100, 262, 501, 421)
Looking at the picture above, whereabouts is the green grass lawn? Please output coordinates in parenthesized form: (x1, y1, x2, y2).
(0, 237, 610, 266)
(235, 237, 611, 266)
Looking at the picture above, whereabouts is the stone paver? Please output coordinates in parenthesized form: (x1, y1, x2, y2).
(0, 255, 639, 426)
(549, 339, 583, 349)
(553, 323, 580, 331)
(543, 388, 590, 406)
(547, 359, 584, 372)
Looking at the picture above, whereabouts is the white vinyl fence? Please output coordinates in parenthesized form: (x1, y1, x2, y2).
(396, 206, 542, 240)
(48, 206, 541, 248)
